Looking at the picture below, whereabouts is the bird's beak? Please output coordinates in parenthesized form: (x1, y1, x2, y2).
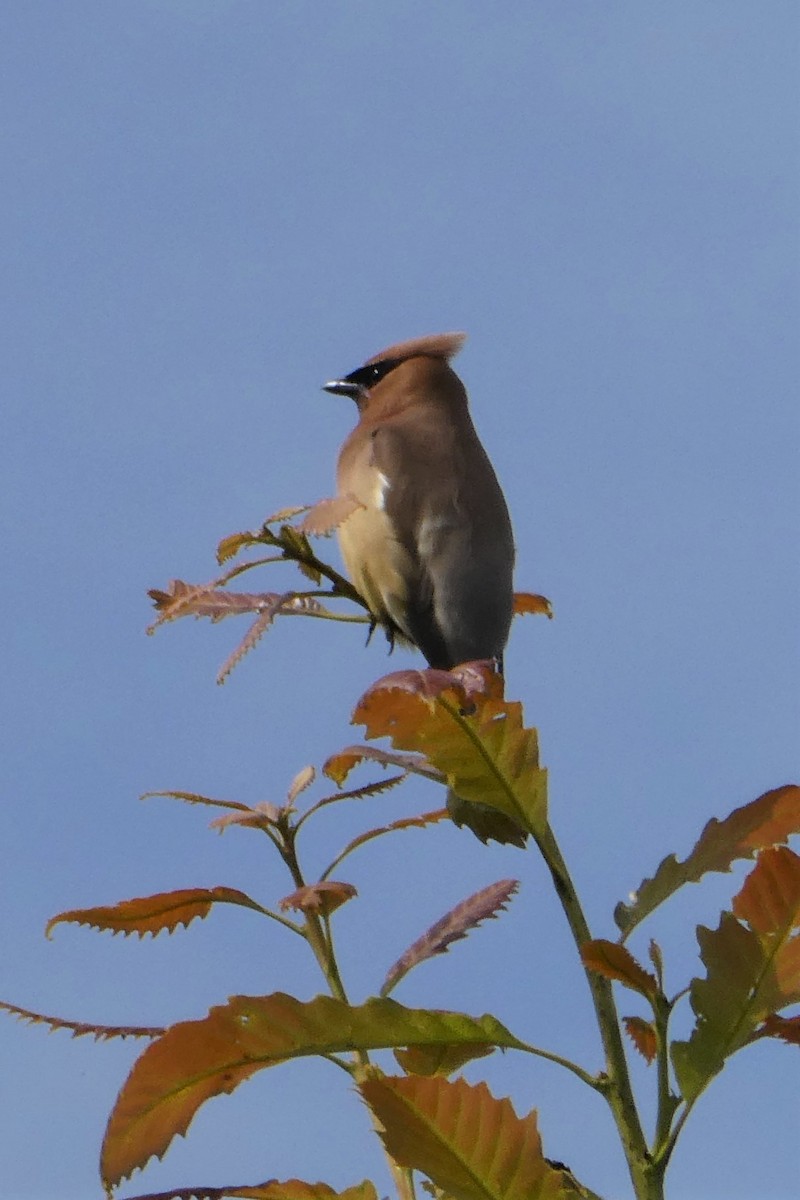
(323, 378, 362, 400)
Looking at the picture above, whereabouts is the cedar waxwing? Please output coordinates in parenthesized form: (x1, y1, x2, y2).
(324, 332, 515, 673)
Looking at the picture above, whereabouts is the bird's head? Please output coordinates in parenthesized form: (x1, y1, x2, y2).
(323, 331, 467, 415)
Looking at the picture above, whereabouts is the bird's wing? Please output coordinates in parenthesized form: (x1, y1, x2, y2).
(369, 423, 458, 668)
(376, 420, 514, 668)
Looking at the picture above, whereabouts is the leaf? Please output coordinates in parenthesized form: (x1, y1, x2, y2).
(46, 887, 267, 940)
(142, 790, 253, 814)
(622, 1017, 657, 1065)
(512, 593, 554, 619)
(101, 994, 527, 1186)
(615, 784, 800, 938)
(117, 1183, 378, 1200)
(395, 1042, 494, 1077)
(732, 845, 800, 935)
(313, 775, 410, 811)
(276, 524, 321, 584)
(671, 908, 800, 1103)
(216, 606, 282, 683)
(381, 880, 519, 996)
(0, 1000, 163, 1041)
(648, 940, 664, 985)
(353, 667, 546, 839)
(264, 504, 315, 526)
(279, 882, 358, 916)
(217, 530, 262, 564)
(359, 1075, 576, 1200)
(209, 802, 282, 833)
(147, 580, 223, 628)
(579, 941, 658, 1000)
(287, 766, 316, 804)
(322, 809, 448, 879)
(297, 495, 365, 536)
(148, 581, 333, 637)
(323, 745, 437, 787)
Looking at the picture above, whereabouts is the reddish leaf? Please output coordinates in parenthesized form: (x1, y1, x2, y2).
(101, 994, 526, 1186)
(313, 775, 410, 811)
(359, 1075, 576, 1199)
(263, 505, 314, 526)
(623, 1017, 657, 1064)
(512, 593, 554, 619)
(279, 882, 358, 916)
(382, 880, 519, 996)
(142, 790, 253, 814)
(322, 809, 448, 879)
(210, 802, 281, 833)
(46, 887, 267, 940)
(216, 599, 290, 683)
(297, 494, 365, 536)
(580, 940, 658, 1000)
(733, 846, 800, 935)
(287, 766, 316, 804)
(0, 1000, 162, 1041)
(615, 784, 800, 938)
(148, 582, 330, 630)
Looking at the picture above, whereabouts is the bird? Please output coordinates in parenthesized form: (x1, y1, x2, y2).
(323, 331, 515, 673)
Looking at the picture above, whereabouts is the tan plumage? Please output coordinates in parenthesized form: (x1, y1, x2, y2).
(325, 332, 514, 671)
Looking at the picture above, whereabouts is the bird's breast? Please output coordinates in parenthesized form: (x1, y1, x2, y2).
(336, 471, 417, 644)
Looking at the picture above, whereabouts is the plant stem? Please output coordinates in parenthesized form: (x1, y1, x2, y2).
(280, 832, 414, 1200)
(535, 822, 665, 1200)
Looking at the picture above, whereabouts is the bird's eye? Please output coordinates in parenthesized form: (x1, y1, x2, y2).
(344, 358, 399, 390)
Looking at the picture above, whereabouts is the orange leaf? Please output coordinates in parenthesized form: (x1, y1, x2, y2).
(101, 994, 526, 1186)
(623, 1016, 657, 1064)
(279, 882, 358, 916)
(733, 846, 800, 935)
(46, 887, 266, 939)
(615, 784, 800, 938)
(512, 592, 554, 619)
(323, 745, 435, 787)
(353, 668, 546, 839)
(359, 1075, 575, 1199)
(217, 530, 261, 564)
(580, 940, 658, 1000)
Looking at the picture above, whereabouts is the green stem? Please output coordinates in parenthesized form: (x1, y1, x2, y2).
(279, 833, 413, 1200)
(651, 997, 677, 1158)
(515, 1039, 604, 1090)
(281, 838, 351, 1003)
(535, 822, 664, 1200)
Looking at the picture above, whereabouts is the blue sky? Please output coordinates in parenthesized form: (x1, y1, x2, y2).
(1, 4, 798, 1198)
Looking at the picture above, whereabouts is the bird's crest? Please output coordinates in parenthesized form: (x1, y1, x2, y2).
(364, 331, 467, 367)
